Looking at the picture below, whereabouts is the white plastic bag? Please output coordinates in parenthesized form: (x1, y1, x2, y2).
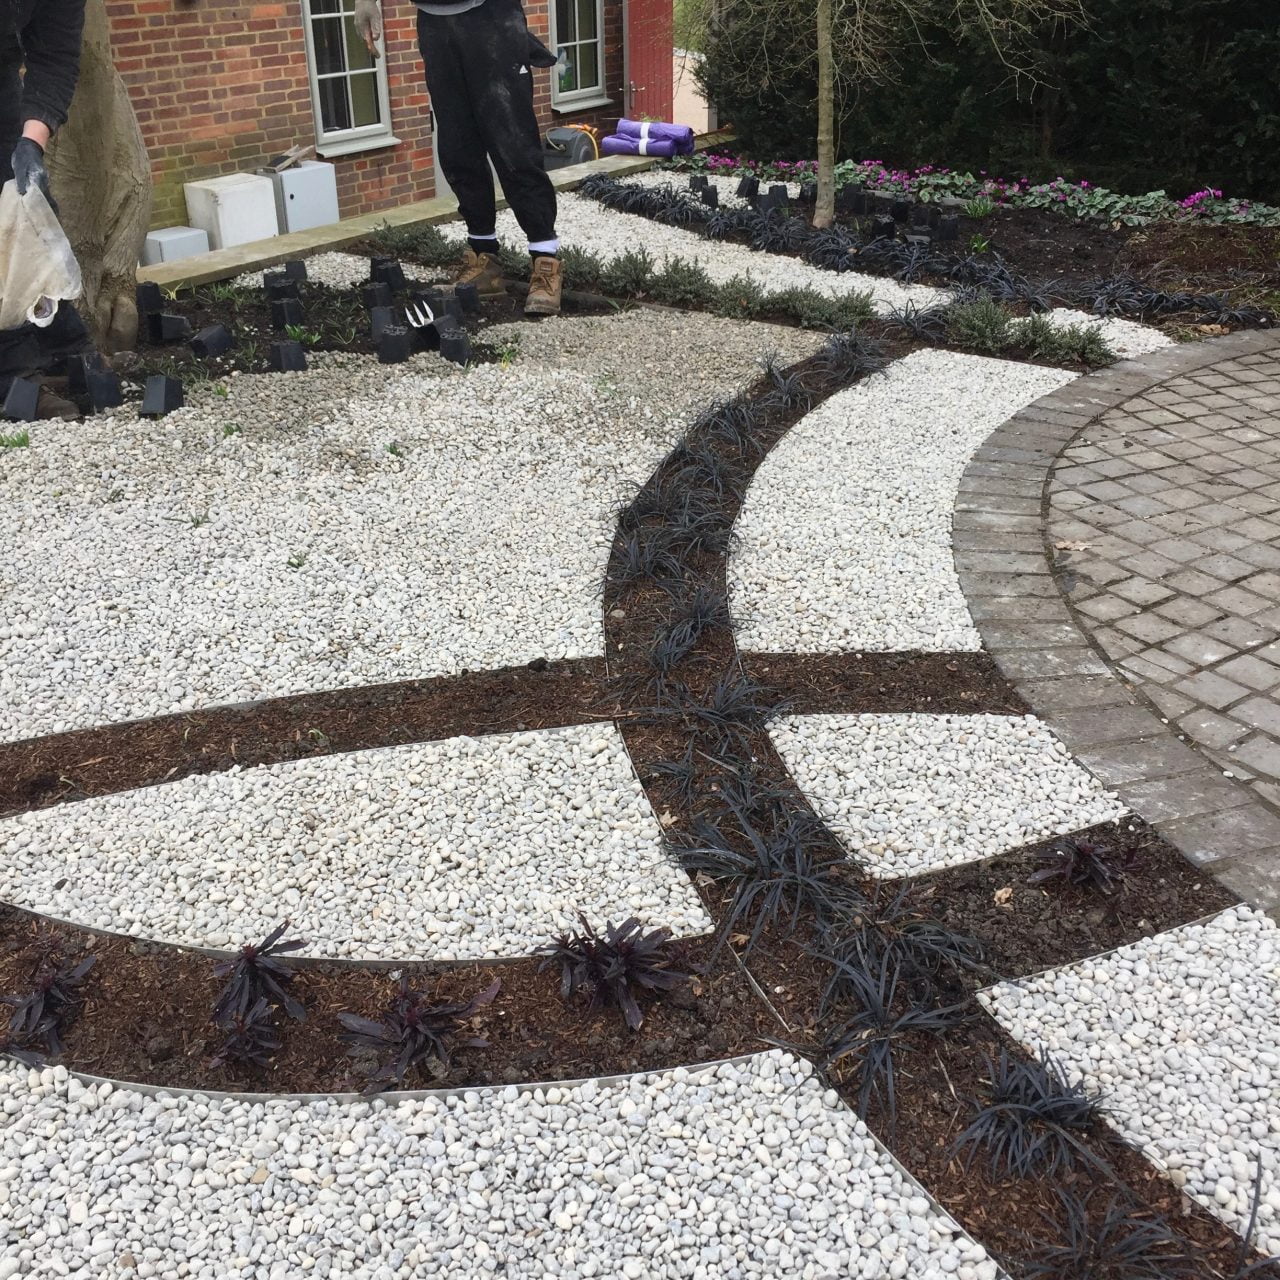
(0, 179, 83, 330)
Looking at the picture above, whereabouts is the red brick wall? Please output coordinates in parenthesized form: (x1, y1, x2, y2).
(106, 1, 632, 233)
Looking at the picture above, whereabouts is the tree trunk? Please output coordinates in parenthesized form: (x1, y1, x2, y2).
(814, 0, 836, 229)
(46, 0, 152, 354)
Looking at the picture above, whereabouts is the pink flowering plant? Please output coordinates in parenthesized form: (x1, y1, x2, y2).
(670, 154, 1280, 228)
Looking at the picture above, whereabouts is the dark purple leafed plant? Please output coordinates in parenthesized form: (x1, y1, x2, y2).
(1030, 835, 1135, 896)
(339, 977, 501, 1093)
(212, 922, 307, 1026)
(538, 915, 693, 1031)
(209, 996, 282, 1070)
(2, 954, 96, 1062)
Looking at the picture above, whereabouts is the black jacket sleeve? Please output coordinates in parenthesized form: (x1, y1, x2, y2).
(20, 0, 88, 133)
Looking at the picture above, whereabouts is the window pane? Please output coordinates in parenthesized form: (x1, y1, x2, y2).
(310, 0, 342, 12)
(344, 15, 375, 70)
(349, 71, 382, 127)
(577, 39, 600, 90)
(312, 17, 346, 76)
(556, 0, 575, 42)
(576, 0, 598, 42)
(317, 76, 351, 133)
(558, 45, 580, 94)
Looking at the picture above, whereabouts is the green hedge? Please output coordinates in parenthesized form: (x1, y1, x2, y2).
(697, 0, 1280, 203)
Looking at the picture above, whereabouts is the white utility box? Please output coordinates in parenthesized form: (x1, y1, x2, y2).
(141, 226, 211, 266)
(262, 160, 341, 234)
(183, 173, 279, 250)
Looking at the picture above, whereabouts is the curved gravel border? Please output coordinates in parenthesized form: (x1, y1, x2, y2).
(731, 349, 1075, 654)
(0, 1050, 1002, 1280)
(233, 252, 439, 291)
(439, 193, 948, 315)
(0, 312, 816, 745)
(768, 712, 1125, 878)
(0, 723, 711, 960)
(981, 903, 1280, 1254)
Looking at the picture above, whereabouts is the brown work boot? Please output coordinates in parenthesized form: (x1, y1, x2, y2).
(36, 385, 79, 421)
(455, 247, 507, 298)
(525, 256, 563, 316)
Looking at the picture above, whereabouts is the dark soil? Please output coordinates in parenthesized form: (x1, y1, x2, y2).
(0, 659, 612, 820)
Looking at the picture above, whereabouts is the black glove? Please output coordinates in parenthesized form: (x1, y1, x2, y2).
(11, 137, 52, 203)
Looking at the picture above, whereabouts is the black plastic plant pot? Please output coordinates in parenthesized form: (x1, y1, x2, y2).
(412, 286, 446, 315)
(148, 313, 193, 344)
(689, 174, 708, 191)
(270, 298, 305, 331)
(434, 319, 470, 365)
(799, 181, 818, 204)
(871, 215, 897, 239)
(2, 376, 39, 422)
(67, 351, 107, 395)
(439, 294, 465, 323)
(891, 198, 912, 221)
(140, 375, 184, 418)
(768, 183, 789, 206)
(736, 175, 759, 199)
(908, 202, 932, 228)
(371, 260, 408, 293)
(191, 324, 233, 358)
(937, 214, 960, 242)
(269, 340, 308, 373)
(699, 185, 720, 209)
(282, 259, 308, 282)
(412, 319, 441, 353)
(135, 282, 164, 316)
(369, 305, 397, 341)
(455, 282, 482, 315)
(86, 370, 124, 413)
(377, 325, 413, 365)
(872, 193, 896, 217)
(362, 282, 394, 311)
(264, 274, 300, 301)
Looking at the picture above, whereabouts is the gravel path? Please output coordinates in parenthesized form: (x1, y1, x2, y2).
(234, 253, 439, 291)
(0, 313, 814, 744)
(0, 1051, 1001, 1280)
(769, 713, 1125, 878)
(982, 903, 1280, 1255)
(439, 194, 949, 315)
(731, 350, 1074, 654)
(0, 724, 710, 959)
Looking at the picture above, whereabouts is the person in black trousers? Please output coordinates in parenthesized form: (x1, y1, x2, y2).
(1, 0, 89, 419)
(356, 0, 563, 316)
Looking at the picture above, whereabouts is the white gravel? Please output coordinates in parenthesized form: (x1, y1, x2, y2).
(769, 713, 1126, 878)
(234, 252, 439, 291)
(0, 1051, 1002, 1280)
(982, 904, 1280, 1255)
(731, 349, 1074, 654)
(0, 312, 813, 744)
(0, 723, 710, 959)
(439, 193, 948, 315)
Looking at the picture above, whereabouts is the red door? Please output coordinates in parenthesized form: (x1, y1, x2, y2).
(625, 0, 674, 121)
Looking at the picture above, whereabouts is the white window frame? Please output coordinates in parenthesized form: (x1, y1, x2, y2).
(551, 0, 608, 110)
(301, 0, 400, 156)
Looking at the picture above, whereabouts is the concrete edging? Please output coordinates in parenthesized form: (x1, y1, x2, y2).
(953, 329, 1280, 919)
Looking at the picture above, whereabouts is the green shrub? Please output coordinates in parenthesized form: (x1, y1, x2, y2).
(645, 257, 717, 307)
(945, 296, 1013, 354)
(599, 247, 656, 296)
(712, 274, 768, 319)
(558, 245, 605, 290)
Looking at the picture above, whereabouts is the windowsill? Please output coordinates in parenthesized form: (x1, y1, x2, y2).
(315, 133, 401, 159)
(551, 96, 613, 116)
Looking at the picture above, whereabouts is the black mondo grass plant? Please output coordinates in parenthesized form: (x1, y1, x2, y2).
(1030, 834, 1136, 896)
(209, 996, 282, 1070)
(954, 1048, 1110, 1179)
(339, 977, 501, 1093)
(811, 955, 966, 1129)
(1021, 1189, 1199, 1280)
(817, 889, 984, 1012)
(212, 921, 308, 1027)
(538, 915, 693, 1031)
(2, 952, 96, 1063)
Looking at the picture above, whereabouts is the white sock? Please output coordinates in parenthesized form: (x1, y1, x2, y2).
(528, 238, 561, 256)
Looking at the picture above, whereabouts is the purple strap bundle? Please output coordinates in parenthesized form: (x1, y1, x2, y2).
(600, 119, 697, 158)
